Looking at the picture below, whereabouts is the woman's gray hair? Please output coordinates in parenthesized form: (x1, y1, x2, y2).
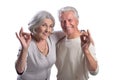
(28, 11, 55, 34)
(58, 6, 79, 21)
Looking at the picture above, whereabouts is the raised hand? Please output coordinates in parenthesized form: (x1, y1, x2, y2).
(16, 27, 31, 50)
(80, 30, 94, 51)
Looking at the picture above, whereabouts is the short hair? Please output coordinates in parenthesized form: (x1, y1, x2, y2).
(28, 11, 55, 34)
(58, 6, 79, 21)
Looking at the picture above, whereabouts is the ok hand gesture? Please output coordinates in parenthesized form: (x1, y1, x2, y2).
(80, 30, 94, 51)
(16, 27, 31, 50)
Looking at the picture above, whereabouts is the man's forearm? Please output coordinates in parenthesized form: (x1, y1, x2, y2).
(84, 50, 98, 72)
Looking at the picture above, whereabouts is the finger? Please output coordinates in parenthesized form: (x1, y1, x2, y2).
(15, 32, 20, 40)
(81, 30, 88, 37)
(19, 27, 23, 37)
(22, 32, 31, 39)
(15, 32, 22, 43)
(87, 29, 94, 45)
(87, 29, 91, 40)
(87, 29, 92, 39)
(81, 35, 88, 43)
(80, 30, 85, 33)
(22, 32, 30, 36)
(80, 30, 85, 35)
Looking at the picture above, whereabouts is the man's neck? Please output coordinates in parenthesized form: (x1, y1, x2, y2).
(67, 31, 80, 39)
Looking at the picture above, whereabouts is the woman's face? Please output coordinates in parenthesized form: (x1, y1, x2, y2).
(35, 18, 54, 40)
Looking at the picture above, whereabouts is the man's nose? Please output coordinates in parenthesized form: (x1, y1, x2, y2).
(65, 21, 70, 27)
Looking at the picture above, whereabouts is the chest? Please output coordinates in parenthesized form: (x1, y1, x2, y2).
(27, 40, 56, 71)
(56, 38, 84, 64)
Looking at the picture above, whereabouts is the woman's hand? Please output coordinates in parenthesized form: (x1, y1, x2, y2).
(16, 27, 31, 50)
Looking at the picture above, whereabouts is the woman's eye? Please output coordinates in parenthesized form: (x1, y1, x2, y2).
(42, 24, 46, 26)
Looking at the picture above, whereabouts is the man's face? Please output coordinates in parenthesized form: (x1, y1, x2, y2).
(60, 11, 78, 36)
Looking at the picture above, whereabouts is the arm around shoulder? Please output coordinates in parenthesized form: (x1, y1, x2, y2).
(51, 31, 65, 42)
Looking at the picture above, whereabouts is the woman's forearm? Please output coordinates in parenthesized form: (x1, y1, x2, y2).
(15, 49, 28, 74)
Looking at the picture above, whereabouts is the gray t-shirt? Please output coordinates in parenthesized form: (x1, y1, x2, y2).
(56, 37, 99, 80)
(17, 31, 65, 80)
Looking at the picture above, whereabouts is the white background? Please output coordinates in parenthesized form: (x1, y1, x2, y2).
(0, 0, 120, 80)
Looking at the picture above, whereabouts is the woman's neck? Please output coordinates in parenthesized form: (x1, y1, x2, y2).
(32, 34, 45, 42)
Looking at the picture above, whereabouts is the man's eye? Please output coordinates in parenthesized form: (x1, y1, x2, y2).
(61, 20, 65, 23)
(50, 25, 53, 28)
(68, 19, 72, 22)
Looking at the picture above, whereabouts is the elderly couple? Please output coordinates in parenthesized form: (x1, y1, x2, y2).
(15, 6, 99, 80)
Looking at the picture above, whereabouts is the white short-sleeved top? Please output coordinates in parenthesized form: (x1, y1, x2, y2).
(56, 37, 98, 80)
(17, 31, 65, 80)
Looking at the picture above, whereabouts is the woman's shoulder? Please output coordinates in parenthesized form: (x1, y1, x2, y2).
(28, 39, 37, 49)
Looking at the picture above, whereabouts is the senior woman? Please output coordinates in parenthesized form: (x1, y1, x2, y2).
(15, 11, 64, 80)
